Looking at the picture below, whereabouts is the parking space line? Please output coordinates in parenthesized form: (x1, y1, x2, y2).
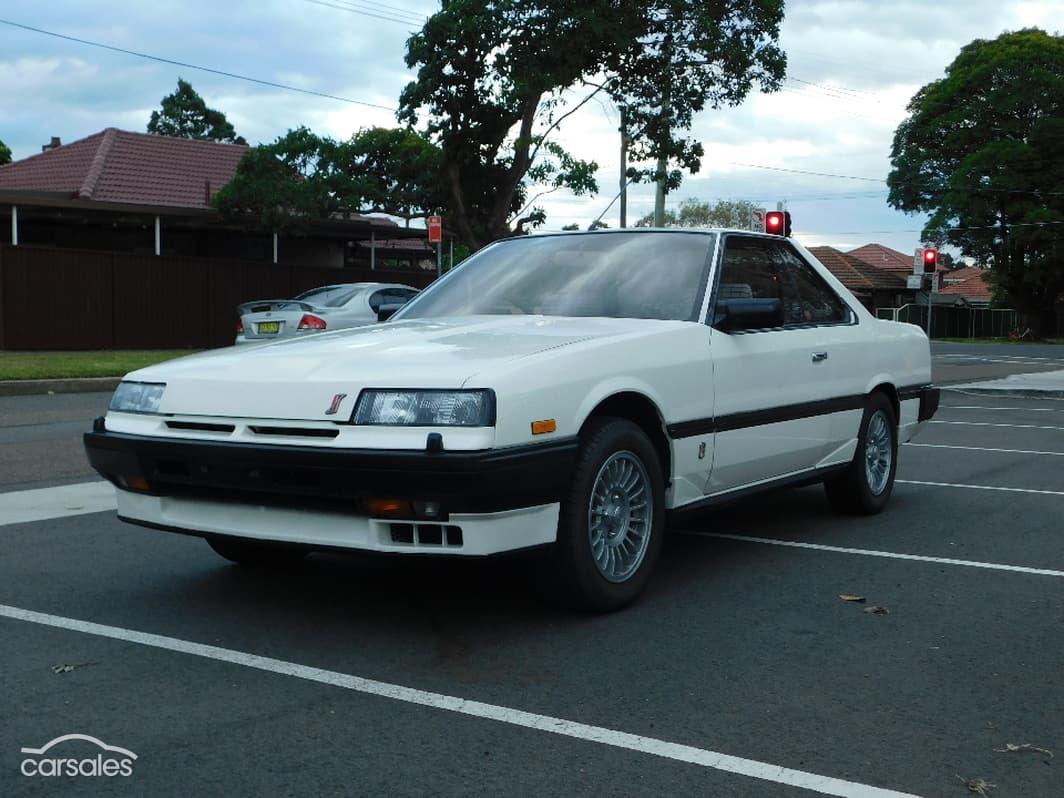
(0, 604, 918, 798)
(691, 534, 1064, 578)
(896, 479, 1064, 496)
(905, 443, 1064, 457)
(929, 420, 1064, 431)
(939, 405, 1064, 413)
(0, 481, 116, 527)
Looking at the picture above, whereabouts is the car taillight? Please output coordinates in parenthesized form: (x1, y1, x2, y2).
(236, 318, 244, 334)
(298, 314, 327, 331)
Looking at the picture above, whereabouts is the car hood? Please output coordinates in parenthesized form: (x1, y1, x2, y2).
(127, 316, 641, 420)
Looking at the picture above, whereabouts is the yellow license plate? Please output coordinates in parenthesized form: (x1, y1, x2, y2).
(257, 321, 281, 334)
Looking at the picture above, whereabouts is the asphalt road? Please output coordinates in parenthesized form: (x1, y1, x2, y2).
(1, 342, 1062, 796)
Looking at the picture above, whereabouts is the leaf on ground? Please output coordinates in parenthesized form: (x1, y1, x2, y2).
(994, 742, 1053, 760)
(957, 776, 995, 795)
(839, 594, 866, 602)
(51, 661, 97, 674)
(863, 605, 890, 615)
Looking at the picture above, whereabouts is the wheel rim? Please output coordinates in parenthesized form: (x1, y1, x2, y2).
(587, 451, 653, 583)
(864, 409, 893, 496)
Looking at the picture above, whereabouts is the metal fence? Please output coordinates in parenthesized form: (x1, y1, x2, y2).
(875, 305, 1022, 338)
(0, 244, 436, 350)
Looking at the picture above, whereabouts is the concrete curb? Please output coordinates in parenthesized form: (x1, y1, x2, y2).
(0, 377, 121, 397)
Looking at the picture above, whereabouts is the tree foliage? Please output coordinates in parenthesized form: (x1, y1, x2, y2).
(148, 79, 247, 144)
(888, 29, 1063, 334)
(399, 0, 785, 249)
(0, 138, 11, 166)
(635, 198, 760, 228)
(213, 127, 446, 232)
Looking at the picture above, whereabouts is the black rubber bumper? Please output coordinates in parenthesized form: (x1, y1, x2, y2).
(918, 386, 940, 422)
(83, 427, 579, 515)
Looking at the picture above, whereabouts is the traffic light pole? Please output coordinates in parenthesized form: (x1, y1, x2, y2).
(926, 275, 933, 338)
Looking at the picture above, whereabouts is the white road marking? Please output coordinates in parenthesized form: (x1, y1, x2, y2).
(906, 443, 1064, 457)
(929, 420, 1064, 431)
(0, 482, 116, 527)
(940, 405, 1063, 413)
(0, 604, 919, 798)
(896, 479, 1064, 496)
(693, 534, 1064, 578)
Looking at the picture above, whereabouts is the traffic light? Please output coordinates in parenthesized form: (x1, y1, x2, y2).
(922, 247, 938, 273)
(764, 211, 791, 237)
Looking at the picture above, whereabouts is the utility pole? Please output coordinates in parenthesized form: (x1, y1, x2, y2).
(619, 109, 628, 228)
(653, 31, 674, 227)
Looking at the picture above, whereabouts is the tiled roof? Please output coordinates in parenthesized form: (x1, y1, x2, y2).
(0, 128, 248, 210)
(940, 271, 993, 301)
(942, 266, 987, 285)
(847, 243, 915, 274)
(808, 246, 909, 293)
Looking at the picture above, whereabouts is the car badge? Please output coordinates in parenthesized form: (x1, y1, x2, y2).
(325, 393, 348, 415)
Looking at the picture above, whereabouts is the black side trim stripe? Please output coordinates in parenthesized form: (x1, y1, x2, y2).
(668, 384, 938, 439)
(668, 394, 866, 439)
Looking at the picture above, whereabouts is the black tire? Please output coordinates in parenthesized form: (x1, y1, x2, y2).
(206, 536, 309, 567)
(824, 392, 898, 515)
(539, 417, 666, 612)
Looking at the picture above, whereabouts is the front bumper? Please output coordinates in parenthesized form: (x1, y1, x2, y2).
(84, 426, 578, 554)
(84, 428, 578, 515)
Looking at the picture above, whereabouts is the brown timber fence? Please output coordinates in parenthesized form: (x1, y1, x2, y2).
(0, 244, 436, 350)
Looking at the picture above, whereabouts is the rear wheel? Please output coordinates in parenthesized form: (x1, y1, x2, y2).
(206, 536, 309, 567)
(539, 418, 665, 612)
(824, 392, 897, 515)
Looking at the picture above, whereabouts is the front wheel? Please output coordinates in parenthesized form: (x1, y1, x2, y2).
(539, 418, 666, 612)
(824, 392, 898, 515)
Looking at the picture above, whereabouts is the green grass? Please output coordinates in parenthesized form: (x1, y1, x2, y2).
(0, 350, 199, 381)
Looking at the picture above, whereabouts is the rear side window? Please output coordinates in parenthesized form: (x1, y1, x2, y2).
(368, 288, 417, 313)
(717, 237, 848, 329)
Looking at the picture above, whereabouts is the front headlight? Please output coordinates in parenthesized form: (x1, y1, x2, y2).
(109, 381, 166, 414)
(352, 389, 495, 427)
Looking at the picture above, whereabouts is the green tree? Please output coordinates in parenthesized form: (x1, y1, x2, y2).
(148, 78, 247, 144)
(888, 29, 1063, 335)
(214, 127, 448, 231)
(635, 198, 760, 228)
(399, 1, 785, 249)
(0, 138, 11, 165)
(213, 127, 333, 232)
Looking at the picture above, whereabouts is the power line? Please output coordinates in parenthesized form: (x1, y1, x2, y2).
(298, 0, 425, 27)
(0, 18, 397, 111)
(798, 221, 1064, 236)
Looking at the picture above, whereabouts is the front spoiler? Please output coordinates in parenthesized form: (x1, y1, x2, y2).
(84, 427, 579, 516)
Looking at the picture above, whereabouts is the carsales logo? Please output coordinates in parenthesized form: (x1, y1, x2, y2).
(20, 734, 137, 777)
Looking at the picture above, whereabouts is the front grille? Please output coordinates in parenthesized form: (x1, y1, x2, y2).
(166, 421, 235, 433)
(248, 426, 339, 439)
(389, 523, 463, 547)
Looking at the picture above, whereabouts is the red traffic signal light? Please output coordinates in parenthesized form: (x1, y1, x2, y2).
(764, 211, 792, 237)
(922, 248, 938, 273)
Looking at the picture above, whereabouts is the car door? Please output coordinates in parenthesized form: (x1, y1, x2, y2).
(706, 234, 851, 494)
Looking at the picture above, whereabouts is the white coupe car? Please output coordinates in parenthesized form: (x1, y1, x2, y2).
(235, 282, 419, 344)
(85, 229, 939, 611)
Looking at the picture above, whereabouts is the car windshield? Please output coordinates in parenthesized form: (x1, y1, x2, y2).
(295, 285, 361, 308)
(397, 232, 715, 322)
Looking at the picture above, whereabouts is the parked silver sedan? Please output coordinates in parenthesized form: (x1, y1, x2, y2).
(235, 282, 419, 345)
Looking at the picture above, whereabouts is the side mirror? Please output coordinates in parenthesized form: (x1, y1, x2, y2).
(713, 298, 784, 332)
(377, 303, 405, 322)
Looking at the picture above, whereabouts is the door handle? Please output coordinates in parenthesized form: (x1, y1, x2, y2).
(811, 352, 828, 362)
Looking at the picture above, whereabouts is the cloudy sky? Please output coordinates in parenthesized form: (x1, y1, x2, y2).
(1, 1, 1060, 254)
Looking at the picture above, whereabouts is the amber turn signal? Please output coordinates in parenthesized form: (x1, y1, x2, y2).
(531, 419, 557, 435)
(367, 498, 412, 517)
